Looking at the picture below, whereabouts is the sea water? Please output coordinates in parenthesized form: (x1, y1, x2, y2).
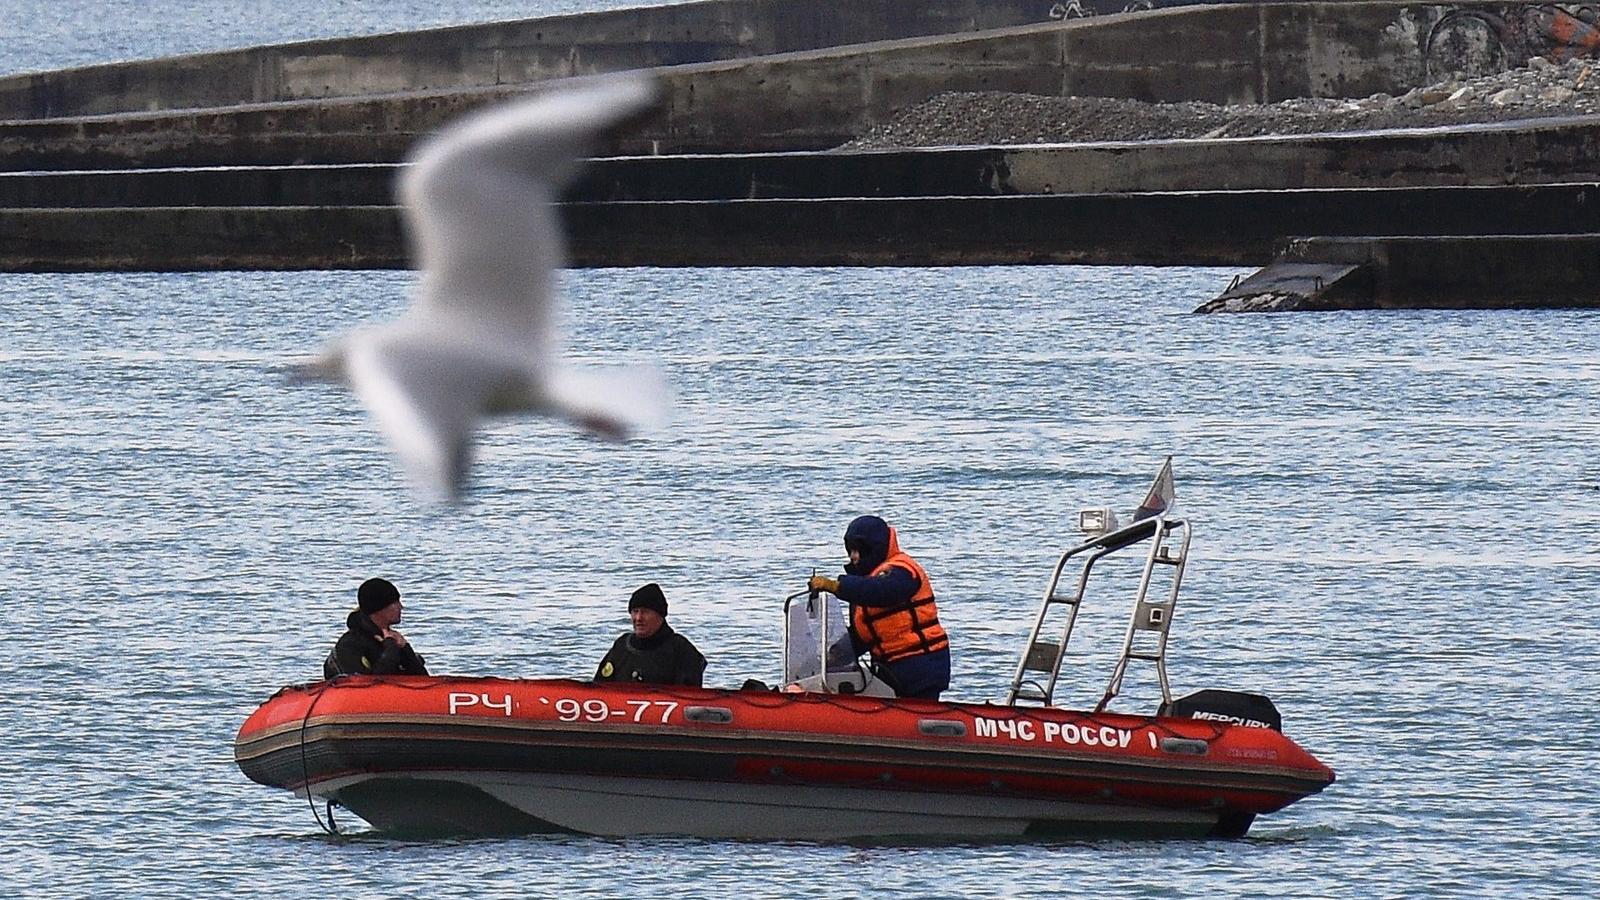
(0, 0, 696, 75)
(2, 4, 1599, 898)
(5, 265, 1597, 897)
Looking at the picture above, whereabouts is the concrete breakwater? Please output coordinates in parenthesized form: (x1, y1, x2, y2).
(1, 0, 1598, 310)
(0, 2, 1475, 169)
(6, 115, 1600, 210)
(0, 0, 1060, 120)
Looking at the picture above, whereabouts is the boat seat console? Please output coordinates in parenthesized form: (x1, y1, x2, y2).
(782, 590, 899, 697)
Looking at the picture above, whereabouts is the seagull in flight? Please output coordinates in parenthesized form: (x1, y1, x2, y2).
(298, 74, 667, 500)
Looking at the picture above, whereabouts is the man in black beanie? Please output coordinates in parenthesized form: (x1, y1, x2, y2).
(593, 582, 706, 687)
(323, 576, 430, 679)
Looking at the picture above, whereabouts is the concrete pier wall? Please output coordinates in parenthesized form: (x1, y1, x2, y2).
(6, 115, 1600, 209)
(0, 206, 405, 271)
(5, 183, 1597, 271)
(0, 2, 1469, 169)
(1325, 235, 1600, 306)
(0, 0, 1058, 119)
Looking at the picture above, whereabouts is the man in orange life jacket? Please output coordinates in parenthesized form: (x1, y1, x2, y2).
(807, 515, 950, 700)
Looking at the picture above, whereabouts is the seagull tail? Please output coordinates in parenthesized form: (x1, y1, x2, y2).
(544, 363, 672, 442)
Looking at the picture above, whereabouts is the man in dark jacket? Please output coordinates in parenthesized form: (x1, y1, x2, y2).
(594, 583, 706, 687)
(324, 576, 429, 679)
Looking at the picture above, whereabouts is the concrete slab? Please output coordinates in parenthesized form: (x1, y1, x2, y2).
(1198, 262, 1369, 310)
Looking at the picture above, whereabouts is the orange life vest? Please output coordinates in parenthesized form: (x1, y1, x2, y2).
(851, 527, 949, 664)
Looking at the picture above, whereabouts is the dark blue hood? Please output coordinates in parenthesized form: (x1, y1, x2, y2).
(844, 515, 891, 575)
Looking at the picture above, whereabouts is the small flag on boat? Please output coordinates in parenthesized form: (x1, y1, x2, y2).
(1133, 456, 1175, 520)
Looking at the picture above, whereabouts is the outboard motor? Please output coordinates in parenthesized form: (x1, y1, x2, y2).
(1159, 689, 1282, 731)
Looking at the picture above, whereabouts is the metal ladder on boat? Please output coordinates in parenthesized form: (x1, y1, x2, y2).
(1004, 515, 1191, 711)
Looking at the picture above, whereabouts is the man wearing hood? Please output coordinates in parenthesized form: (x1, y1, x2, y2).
(323, 577, 429, 679)
(808, 515, 950, 699)
(594, 582, 707, 687)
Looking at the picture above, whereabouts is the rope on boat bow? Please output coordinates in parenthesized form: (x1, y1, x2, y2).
(299, 681, 342, 838)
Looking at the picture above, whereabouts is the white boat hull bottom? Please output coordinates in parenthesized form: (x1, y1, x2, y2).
(310, 771, 1225, 840)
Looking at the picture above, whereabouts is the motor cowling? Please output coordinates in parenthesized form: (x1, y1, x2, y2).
(1159, 689, 1282, 731)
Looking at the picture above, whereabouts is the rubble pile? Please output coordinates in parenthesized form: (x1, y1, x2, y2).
(846, 56, 1600, 148)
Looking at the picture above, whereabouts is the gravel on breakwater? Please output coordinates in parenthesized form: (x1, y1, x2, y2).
(845, 56, 1600, 148)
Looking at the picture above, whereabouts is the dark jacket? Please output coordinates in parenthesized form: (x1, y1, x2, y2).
(594, 622, 706, 687)
(324, 610, 429, 679)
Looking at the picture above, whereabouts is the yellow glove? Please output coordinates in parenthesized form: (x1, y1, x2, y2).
(808, 574, 840, 595)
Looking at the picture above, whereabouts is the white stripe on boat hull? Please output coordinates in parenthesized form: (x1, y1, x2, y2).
(311, 770, 1221, 840)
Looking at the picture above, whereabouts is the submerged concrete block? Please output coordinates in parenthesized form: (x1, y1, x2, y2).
(1198, 233, 1600, 311)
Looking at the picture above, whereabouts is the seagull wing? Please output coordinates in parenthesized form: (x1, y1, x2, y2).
(543, 362, 672, 441)
(397, 73, 658, 364)
(344, 327, 520, 499)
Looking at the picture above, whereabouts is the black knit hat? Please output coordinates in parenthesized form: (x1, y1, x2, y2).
(628, 582, 668, 617)
(358, 577, 401, 614)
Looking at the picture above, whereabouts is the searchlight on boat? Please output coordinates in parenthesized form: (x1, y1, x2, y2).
(1077, 506, 1119, 537)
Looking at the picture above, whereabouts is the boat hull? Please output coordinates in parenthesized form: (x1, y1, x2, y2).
(235, 676, 1334, 840)
(315, 771, 1226, 839)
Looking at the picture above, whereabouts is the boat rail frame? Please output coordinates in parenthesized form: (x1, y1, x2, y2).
(1003, 514, 1192, 711)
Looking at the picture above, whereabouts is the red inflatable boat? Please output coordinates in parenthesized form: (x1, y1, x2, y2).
(235, 673, 1332, 839)
(235, 465, 1336, 839)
